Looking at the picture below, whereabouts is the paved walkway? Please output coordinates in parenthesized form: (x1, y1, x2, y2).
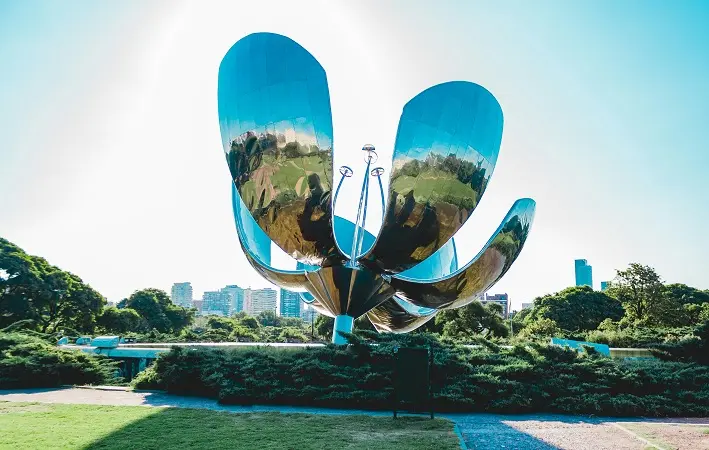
(2, 387, 709, 449)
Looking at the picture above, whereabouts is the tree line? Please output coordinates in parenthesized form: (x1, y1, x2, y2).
(3, 236, 708, 347)
(0, 238, 194, 337)
(514, 263, 709, 338)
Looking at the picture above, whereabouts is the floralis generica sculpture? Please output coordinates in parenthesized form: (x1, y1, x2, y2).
(218, 33, 535, 344)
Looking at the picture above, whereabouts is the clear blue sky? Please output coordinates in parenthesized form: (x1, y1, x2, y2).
(1, 0, 708, 309)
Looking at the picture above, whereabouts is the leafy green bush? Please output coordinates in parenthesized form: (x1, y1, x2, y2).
(0, 332, 120, 388)
(584, 324, 695, 348)
(649, 321, 709, 364)
(132, 332, 709, 417)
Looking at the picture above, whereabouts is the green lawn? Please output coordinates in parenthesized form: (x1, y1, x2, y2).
(0, 402, 459, 450)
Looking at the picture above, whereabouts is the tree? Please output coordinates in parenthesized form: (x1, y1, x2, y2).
(518, 317, 561, 339)
(97, 307, 146, 334)
(0, 238, 105, 333)
(435, 301, 509, 339)
(675, 303, 709, 327)
(125, 288, 194, 333)
(206, 316, 235, 332)
(609, 264, 673, 326)
(257, 310, 280, 327)
(524, 286, 624, 331)
(662, 283, 709, 305)
(239, 316, 260, 330)
(314, 315, 334, 339)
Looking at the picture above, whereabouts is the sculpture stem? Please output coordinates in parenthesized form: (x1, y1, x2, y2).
(332, 315, 354, 345)
(348, 157, 372, 266)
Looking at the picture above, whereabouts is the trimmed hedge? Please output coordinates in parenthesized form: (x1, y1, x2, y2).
(133, 332, 709, 417)
(0, 333, 120, 388)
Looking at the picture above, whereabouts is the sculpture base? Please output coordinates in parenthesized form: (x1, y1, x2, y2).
(332, 315, 354, 345)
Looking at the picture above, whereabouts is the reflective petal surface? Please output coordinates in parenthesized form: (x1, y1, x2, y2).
(395, 237, 459, 281)
(219, 34, 536, 340)
(304, 266, 395, 318)
(332, 215, 376, 260)
(367, 296, 437, 333)
(390, 198, 535, 309)
(232, 184, 318, 273)
(363, 82, 503, 274)
(219, 33, 340, 266)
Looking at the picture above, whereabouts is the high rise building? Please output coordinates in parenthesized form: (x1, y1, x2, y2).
(170, 282, 193, 308)
(247, 288, 277, 316)
(481, 293, 510, 318)
(202, 291, 231, 316)
(301, 305, 319, 324)
(600, 281, 611, 291)
(221, 285, 245, 315)
(521, 302, 533, 310)
(575, 259, 593, 288)
(280, 289, 302, 318)
(243, 289, 252, 313)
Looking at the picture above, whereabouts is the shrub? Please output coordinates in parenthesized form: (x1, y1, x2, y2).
(0, 332, 120, 388)
(131, 332, 709, 417)
(649, 321, 709, 364)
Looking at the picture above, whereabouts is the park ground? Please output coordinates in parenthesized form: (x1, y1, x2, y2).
(1, 388, 709, 450)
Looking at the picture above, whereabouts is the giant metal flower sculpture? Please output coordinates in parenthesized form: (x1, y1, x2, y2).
(218, 33, 535, 343)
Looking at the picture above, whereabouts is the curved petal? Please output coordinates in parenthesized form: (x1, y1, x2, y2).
(241, 249, 312, 292)
(367, 296, 438, 333)
(304, 266, 395, 318)
(233, 184, 318, 293)
(219, 32, 342, 266)
(363, 81, 504, 274)
(332, 215, 377, 260)
(299, 291, 315, 303)
(389, 198, 535, 309)
(232, 183, 318, 273)
(395, 237, 459, 281)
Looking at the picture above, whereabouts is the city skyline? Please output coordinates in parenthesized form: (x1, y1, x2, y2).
(2, 1, 708, 311)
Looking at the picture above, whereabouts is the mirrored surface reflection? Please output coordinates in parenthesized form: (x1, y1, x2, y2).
(364, 82, 504, 274)
(390, 198, 535, 309)
(219, 33, 341, 266)
(304, 266, 395, 318)
(219, 34, 537, 337)
(367, 296, 437, 333)
(396, 237, 459, 281)
(232, 184, 319, 273)
(332, 215, 376, 260)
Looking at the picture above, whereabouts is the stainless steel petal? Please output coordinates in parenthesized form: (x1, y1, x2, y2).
(363, 81, 503, 274)
(233, 183, 317, 292)
(240, 246, 312, 291)
(232, 183, 318, 274)
(389, 198, 535, 309)
(367, 296, 438, 333)
(304, 266, 395, 318)
(219, 32, 342, 266)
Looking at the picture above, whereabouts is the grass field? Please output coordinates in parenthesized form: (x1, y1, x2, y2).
(0, 402, 459, 450)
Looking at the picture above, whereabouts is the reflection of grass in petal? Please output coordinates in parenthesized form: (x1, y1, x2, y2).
(261, 154, 332, 195)
(240, 154, 333, 209)
(392, 170, 476, 209)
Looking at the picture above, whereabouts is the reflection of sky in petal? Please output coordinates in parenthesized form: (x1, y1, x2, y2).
(393, 81, 503, 168)
(219, 32, 337, 265)
(218, 33, 333, 154)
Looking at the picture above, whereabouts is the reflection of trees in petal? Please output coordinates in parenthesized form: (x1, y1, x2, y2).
(391, 152, 489, 213)
(228, 127, 339, 263)
(227, 133, 264, 189)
